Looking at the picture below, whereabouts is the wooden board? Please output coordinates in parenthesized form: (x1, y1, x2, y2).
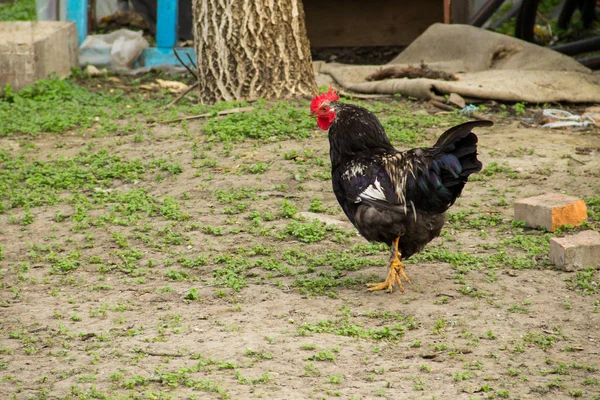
(304, 0, 444, 47)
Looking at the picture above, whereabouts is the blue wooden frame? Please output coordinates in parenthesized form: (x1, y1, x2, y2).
(66, 0, 197, 67)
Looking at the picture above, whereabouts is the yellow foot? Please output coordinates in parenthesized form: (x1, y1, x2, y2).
(367, 259, 411, 293)
(367, 237, 411, 293)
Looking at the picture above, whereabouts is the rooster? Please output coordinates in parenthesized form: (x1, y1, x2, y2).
(310, 88, 492, 293)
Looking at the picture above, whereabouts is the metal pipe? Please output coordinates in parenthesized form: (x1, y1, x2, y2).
(469, 0, 507, 27)
(489, 1, 522, 30)
(577, 55, 600, 70)
(551, 36, 600, 56)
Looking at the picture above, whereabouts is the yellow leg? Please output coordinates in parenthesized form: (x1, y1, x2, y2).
(367, 237, 411, 293)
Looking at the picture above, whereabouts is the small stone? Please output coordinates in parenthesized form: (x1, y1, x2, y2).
(448, 93, 466, 109)
(549, 230, 600, 271)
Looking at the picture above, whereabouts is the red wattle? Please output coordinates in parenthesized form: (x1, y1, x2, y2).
(318, 116, 331, 130)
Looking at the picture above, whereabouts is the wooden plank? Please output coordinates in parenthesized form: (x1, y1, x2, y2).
(304, 0, 443, 47)
(157, 0, 178, 48)
(65, 0, 88, 45)
(140, 47, 196, 67)
(451, 0, 474, 24)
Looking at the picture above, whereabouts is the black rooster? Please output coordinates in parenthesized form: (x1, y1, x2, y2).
(310, 88, 492, 293)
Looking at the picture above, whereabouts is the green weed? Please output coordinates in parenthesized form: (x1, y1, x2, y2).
(567, 268, 598, 295)
(306, 348, 338, 362)
(203, 100, 314, 142)
(298, 313, 414, 341)
(0, 0, 36, 21)
(284, 220, 327, 243)
(280, 199, 299, 218)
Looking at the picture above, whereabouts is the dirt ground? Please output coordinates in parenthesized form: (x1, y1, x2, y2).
(1, 96, 599, 400)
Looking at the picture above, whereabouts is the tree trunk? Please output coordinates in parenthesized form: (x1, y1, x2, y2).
(192, 0, 317, 104)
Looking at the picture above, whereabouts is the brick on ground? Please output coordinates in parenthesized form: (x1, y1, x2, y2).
(514, 193, 587, 232)
(549, 230, 600, 271)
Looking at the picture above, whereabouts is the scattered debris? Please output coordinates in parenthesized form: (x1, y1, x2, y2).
(79, 28, 149, 68)
(448, 93, 466, 109)
(538, 109, 597, 129)
(366, 61, 458, 82)
(582, 106, 600, 124)
(575, 146, 599, 156)
(149, 106, 255, 126)
(156, 79, 189, 93)
(140, 79, 189, 94)
(85, 65, 107, 77)
(429, 100, 493, 122)
(165, 82, 200, 108)
(98, 10, 150, 33)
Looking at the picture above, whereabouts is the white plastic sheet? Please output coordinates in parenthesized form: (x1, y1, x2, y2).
(79, 28, 149, 69)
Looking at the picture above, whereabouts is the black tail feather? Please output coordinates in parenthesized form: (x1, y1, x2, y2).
(431, 120, 490, 206)
(433, 120, 493, 149)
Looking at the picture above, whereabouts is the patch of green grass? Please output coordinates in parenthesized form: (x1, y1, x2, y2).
(159, 196, 189, 221)
(214, 187, 258, 204)
(452, 370, 472, 381)
(203, 100, 314, 142)
(184, 288, 201, 301)
(306, 348, 338, 362)
(0, 149, 186, 216)
(284, 220, 327, 243)
(241, 162, 269, 174)
(303, 362, 321, 377)
(308, 250, 375, 272)
(293, 273, 363, 298)
(326, 374, 345, 384)
(0, 0, 36, 21)
(585, 196, 600, 222)
(179, 255, 209, 269)
(380, 107, 467, 145)
(308, 198, 326, 213)
(297, 312, 416, 341)
(0, 77, 143, 136)
(411, 243, 542, 272)
(280, 199, 299, 219)
(49, 251, 81, 275)
(244, 349, 273, 361)
(470, 161, 519, 181)
(501, 233, 550, 257)
(567, 268, 598, 295)
(512, 102, 527, 116)
(523, 331, 557, 351)
(507, 304, 530, 314)
(164, 269, 189, 281)
(235, 370, 270, 385)
(212, 255, 251, 291)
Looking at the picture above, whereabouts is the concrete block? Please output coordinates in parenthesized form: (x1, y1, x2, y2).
(0, 22, 78, 92)
(549, 230, 600, 271)
(514, 193, 587, 232)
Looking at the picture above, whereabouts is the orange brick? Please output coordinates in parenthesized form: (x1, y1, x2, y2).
(514, 193, 588, 232)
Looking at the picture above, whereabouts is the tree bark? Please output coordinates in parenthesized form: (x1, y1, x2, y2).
(192, 0, 317, 104)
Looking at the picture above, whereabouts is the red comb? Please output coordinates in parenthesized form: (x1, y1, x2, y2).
(310, 87, 339, 113)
